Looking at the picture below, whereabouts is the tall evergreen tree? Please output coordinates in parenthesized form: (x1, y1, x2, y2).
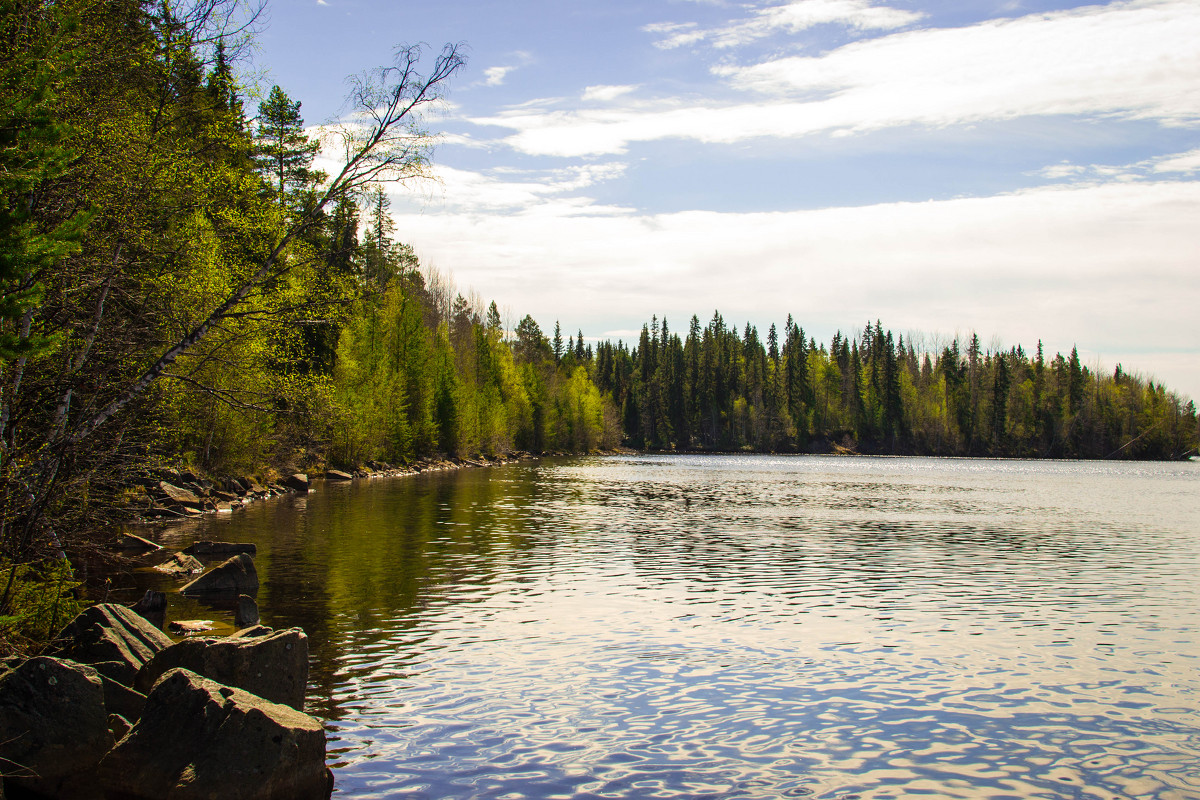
(253, 85, 320, 210)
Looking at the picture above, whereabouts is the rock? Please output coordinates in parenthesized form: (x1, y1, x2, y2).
(108, 713, 132, 741)
(157, 481, 203, 509)
(99, 672, 147, 722)
(179, 552, 258, 595)
(0, 657, 114, 798)
(112, 532, 162, 551)
(236, 594, 260, 627)
(51, 603, 172, 686)
(283, 472, 309, 493)
(240, 476, 266, 494)
(135, 627, 309, 711)
(325, 469, 354, 481)
(154, 551, 204, 576)
(183, 540, 257, 556)
(130, 589, 167, 615)
(168, 619, 215, 635)
(98, 668, 329, 800)
(231, 624, 274, 638)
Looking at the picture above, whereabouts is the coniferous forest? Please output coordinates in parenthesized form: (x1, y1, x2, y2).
(0, 0, 1196, 648)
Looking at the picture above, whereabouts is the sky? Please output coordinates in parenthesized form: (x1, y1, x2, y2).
(253, 0, 1200, 402)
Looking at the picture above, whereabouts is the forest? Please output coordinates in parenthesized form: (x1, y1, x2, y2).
(1, 0, 1196, 650)
(592, 314, 1198, 460)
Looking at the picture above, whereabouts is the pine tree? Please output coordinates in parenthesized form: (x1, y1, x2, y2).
(253, 85, 320, 210)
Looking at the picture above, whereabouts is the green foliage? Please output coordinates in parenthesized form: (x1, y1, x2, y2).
(0, 557, 83, 650)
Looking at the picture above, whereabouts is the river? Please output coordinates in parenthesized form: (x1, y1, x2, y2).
(132, 454, 1200, 799)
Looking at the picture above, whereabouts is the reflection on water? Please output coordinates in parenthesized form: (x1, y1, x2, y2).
(133, 455, 1200, 799)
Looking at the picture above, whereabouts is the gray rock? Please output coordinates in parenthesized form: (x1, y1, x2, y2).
(108, 712, 132, 741)
(135, 627, 309, 711)
(183, 540, 257, 556)
(240, 476, 266, 494)
(130, 589, 167, 615)
(179, 552, 258, 595)
(231, 624, 274, 638)
(99, 672, 147, 722)
(154, 551, 204, 576)
(0, 657, 114, 798)
(168, 619, 215, 635)
(157, 481, 203, 509)
(51, 603, 172, 686)
(283, 472, 310, 493)
(236, 594, 260, 627)
(99, 668, 329, 800)
(325, 469, 354, 481)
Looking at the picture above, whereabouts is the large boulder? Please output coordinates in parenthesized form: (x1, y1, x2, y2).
(0, 656, 114, 798)
(179, 552, 258, 595)
(99, 668, 330, 800)
(51, 602, 172, 686)
(135, 627, 309, 711)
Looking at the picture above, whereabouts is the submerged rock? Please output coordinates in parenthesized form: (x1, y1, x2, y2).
(179, 552, 258, 595)
(0, 656, 114, 798)
(183, 540, 257, 556)
(99, 668, 329, 800)
(154, 551, 204, 577)
(135, 626, 309, 711)
(51, 603, 172, 686)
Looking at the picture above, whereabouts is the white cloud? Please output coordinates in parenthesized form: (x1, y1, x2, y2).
(483, 66, 514, 86)
(582, 85, 639, 102)
(1154, 148, 1200, 173)
(647, 0, 922, 49)
(393, 163, 630, 215)
(479, 0, 1200, 156)
(392, 179, 1200, 400)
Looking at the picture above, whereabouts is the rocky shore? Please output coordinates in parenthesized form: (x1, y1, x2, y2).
(125, 451, 542, 523)
(0, 594, 329, 799)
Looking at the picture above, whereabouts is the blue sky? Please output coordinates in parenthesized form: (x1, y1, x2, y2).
(255, 0, 1200, 401)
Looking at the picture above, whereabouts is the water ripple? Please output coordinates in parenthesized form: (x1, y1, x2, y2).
(142, 455, 1200, 799)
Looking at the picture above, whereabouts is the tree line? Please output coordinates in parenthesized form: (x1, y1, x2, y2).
(587, 313, 1198, 460)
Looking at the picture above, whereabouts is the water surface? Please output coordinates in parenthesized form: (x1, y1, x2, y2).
(139, 455, 1200, 799)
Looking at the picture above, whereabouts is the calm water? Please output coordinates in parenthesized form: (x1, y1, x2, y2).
(133, 455, 1200, 799)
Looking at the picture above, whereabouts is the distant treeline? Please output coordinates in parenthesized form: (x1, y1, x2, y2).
(580, 313, 1197, 460)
